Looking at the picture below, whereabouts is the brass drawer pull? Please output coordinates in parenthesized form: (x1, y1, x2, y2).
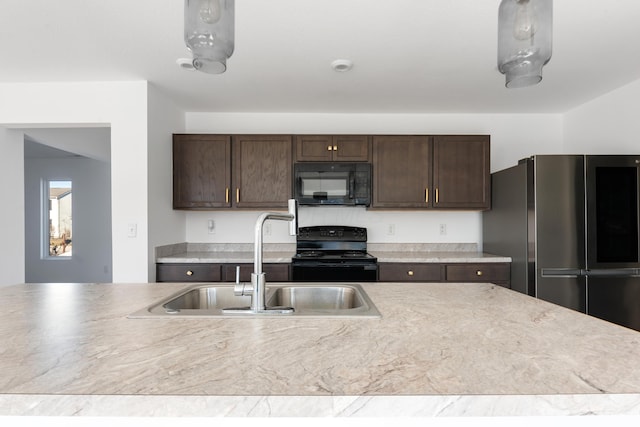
(407, 270, 414, 276)
(225, 187, 229, 203)
(333, 145, 338, 151)
(236, 188, 240, 203)
(476, 270, 483, 276)
(186, 270, 194, 276)
(328, 145, 333, 151)
(425, 188, 429, 203)
(436, 188, 439, 204)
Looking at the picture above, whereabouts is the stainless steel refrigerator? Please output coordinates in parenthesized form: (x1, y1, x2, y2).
(483, 155, 640, 332)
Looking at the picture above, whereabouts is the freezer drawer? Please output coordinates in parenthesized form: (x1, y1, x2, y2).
(588, 276, 640, 332)
(536, 274, 587, 314)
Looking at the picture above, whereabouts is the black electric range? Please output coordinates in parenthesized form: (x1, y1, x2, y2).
(291, 226, 378, 282)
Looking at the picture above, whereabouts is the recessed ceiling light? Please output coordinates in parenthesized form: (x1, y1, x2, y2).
(176, 58, 196, 71)
(331, 59, 353, 72)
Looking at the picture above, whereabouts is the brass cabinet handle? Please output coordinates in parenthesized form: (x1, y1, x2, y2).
(476, 270, 483, 276)
(333, 145, 338, 151)
(225, 188, 229, 203)
(186, 270, 194, 276)
(407, 270, 414, 276)
(435, 188, 439, 204)
(328, 145, 333, 151)
(425, 188, 429, 203)
(236, 188, 240, 203)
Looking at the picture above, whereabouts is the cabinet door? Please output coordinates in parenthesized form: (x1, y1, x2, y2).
(372, 135, 432, 208)
(232, 135, 293, 208)
(332, 135, 371, 161)
(173, 134, 231, 209)
(295, 135, 334, 161)
(378, 263, 442, 282)
(156, 263, 222, 282)
(445, 263, 510, 286)
(295, 135, 370, 162)
(432, 135, 490, 210)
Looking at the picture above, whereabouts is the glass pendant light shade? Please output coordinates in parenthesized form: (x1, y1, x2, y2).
(184, 0, 235, 74)
(498, 0, 552, 88)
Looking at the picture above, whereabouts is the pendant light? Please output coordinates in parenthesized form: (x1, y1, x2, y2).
(498, 0, 552, 88)
(184, 0, 235, 74)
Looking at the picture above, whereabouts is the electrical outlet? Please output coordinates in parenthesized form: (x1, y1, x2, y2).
(387, 224, 396, 235)
(208, 219, 215, 234)
(439, 224, 447, 236)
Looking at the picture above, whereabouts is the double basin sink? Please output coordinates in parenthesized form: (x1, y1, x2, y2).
(129, 283, 381, 318)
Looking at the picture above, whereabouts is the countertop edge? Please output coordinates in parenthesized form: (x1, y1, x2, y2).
(2, 393, 640, 417)
(156, 252, 512, 264)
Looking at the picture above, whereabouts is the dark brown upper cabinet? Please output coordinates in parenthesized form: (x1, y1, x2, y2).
(295, 135, 371, 162)
(371, 135, 490, 210)
(173, 134, 231, 209)
(372, 135, 432, 208)
(232, 135, 293, 208)
(432, 135, 490, 210)
(173, 134, 292, 210)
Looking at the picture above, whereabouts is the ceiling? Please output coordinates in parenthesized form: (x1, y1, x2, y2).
(2, 0, 640, 114)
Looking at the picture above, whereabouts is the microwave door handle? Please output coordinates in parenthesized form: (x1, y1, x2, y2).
(349, 173, 355, 199)
(297, 177, 303, 199)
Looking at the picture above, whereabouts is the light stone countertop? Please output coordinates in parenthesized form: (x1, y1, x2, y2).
(155, 242, 511, 264)
(1, 282, 639, 417)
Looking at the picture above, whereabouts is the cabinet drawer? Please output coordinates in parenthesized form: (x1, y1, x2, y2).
(378, 263, 442, 282)
(445, 263, 510, 283)
(222, 263, 290, 282)
(156, 264, 222, 282)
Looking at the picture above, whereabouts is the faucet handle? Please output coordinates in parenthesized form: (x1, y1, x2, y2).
(233, 265, 253, 295)
(234, 282, 254, 296)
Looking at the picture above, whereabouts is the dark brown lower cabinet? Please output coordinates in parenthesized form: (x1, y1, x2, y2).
(156, 263, 290, 282)
(378, 262, 510, 288)
(222, 263, 290, 282)
(156, 263, 223, 282)
(378, 263, 442, 282)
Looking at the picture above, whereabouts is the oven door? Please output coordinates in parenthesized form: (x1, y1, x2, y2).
(291, 263, 378, 282)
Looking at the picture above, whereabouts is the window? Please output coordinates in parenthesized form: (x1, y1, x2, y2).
(47, 180, 72, 257)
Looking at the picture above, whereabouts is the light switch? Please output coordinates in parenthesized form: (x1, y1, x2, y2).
(127, 223, 137, 238)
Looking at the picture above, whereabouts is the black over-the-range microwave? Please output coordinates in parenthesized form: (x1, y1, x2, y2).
(293, 162, 372, 206)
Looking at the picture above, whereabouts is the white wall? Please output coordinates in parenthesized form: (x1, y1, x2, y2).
(0, 82, 149, 283)
(184, 112, 564, 246)
(147, 85, 186, 281)
(0, 128, 25, 286)
(24, 156, 112, 283)
(24, 127, 111, 162)
(564, 78, 640, 153)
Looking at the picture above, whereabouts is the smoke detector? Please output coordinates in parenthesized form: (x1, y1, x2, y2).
(331, 59, 353, 72)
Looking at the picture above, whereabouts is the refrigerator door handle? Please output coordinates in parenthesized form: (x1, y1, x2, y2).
(540, 268, 584, 278)
(584, 269, 640, 277)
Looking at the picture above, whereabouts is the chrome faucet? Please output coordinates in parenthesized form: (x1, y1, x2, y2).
(223, 199, 298, 314)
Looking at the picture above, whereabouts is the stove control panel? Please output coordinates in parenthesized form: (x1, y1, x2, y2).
(297, 226, 367, 241)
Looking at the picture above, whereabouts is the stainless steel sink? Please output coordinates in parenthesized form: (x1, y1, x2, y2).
(267, 286, 364, 310)
(128, 283, 381, 318)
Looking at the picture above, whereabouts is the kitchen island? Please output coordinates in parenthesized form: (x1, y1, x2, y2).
(1, 281, 640, 417)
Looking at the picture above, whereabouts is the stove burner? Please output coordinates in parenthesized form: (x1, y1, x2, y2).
(342, 251, 367, 258)
(298, 250, 325, 258)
